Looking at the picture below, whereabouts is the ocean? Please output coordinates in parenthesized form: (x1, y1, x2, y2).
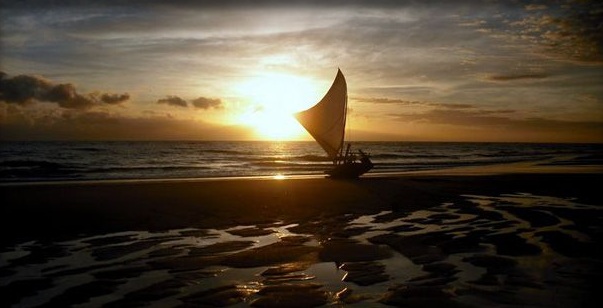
(0, 141, 600, 182)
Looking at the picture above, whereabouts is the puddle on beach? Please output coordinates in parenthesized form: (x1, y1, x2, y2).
(1, 194, 601, 307)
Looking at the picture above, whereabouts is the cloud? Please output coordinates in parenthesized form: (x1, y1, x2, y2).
(524, 4, 547, 11)
(46, 83, 95, 109)
(0, 72, 53, 105)
(2, 1, 601, 143)
(157, 95, 224, 109)
(0, 72, 130, 109)
(157, 96, 188, 107)
(0, 0, 491, 11)
(396, 109, 512, 126)
(390, 108, 602, 142)
(479, 1, 603, 64)
(191, 97, 223, 109)
(486, 73, 549, 81)
(100, 93, 130, 105)
(357, 97, 474, 109)
(357, 98, 427, 106)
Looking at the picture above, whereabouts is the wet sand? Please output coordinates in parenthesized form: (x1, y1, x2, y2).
(1, 158, 601, 307)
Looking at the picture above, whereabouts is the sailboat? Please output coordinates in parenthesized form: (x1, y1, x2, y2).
(295, 69, 373, 178)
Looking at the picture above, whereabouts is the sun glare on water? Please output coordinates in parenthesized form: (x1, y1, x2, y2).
(235, 72, 320, 140)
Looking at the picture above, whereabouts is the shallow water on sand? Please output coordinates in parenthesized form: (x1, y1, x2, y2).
(1, 193, 601, 307)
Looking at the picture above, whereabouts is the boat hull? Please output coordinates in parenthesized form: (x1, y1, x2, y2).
(326, 160, 373, 179)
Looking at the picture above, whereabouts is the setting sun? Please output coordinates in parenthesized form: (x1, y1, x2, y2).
(239, 109, 305, 140)
(235, 72, 321, 140)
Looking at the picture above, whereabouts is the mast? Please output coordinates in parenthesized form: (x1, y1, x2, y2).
(340, 79, 348, 161)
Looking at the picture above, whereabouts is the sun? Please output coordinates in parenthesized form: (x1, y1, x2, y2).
(238, 108, 306, 140)
(235, 72, 320, 140)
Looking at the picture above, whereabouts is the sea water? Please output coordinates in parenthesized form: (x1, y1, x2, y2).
(0, 141, 600, 182)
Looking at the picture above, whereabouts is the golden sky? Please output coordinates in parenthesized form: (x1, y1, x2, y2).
(1, 0, 602, 142)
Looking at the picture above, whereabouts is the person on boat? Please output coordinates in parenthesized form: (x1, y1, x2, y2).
(359, 149, 372, 166)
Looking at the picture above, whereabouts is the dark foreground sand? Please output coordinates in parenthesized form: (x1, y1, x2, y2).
(1, 160, 602, 307)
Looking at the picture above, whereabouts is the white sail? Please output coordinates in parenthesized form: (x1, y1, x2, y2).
(294, 69, 347, 160)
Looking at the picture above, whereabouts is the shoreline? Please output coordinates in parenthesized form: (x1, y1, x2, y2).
(1, 163, 601, 246)
(2, 155, 601, 187)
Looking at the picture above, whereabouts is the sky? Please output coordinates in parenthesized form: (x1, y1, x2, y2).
(1, 0, 602, 142)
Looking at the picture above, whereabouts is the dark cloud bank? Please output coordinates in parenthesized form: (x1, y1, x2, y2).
(0, 106, 251, 141)
(0, 72, 235, 140)
(0, 72, 130, 109)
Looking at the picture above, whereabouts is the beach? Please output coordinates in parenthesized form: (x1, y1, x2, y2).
(1, 160, 602, 307)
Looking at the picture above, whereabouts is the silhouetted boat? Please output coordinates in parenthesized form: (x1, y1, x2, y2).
(295, 69, 373, 178)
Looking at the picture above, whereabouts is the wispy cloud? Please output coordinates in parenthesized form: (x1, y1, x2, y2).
(357, 97, 474, 109)
(1, 1, 601, 142)
(469, 0, 603, 64)
(524, 4, 548, 11)
(390, 108, 602, 142)
(485, 73, 549, 81)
